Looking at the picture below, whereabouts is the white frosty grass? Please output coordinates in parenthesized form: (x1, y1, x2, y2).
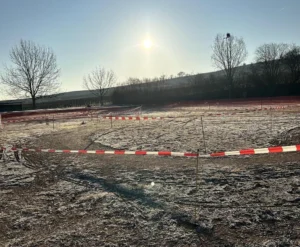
(0, 162, 33, 176)
(94, 109, 300, 154)
(1, 107, 299, 155)
(0, 117, 107, 148)
(0, 161, 35, 187)
(0, 107, 299, 246)
(141, 104, 300, 118)
(77, 191, 112, 202)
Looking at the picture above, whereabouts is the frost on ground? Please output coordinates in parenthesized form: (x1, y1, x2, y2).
(94, 109, 300, 154)
(1, 106, 300, 246)
(270, 126, 300, 146)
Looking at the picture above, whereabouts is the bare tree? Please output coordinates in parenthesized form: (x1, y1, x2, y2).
(283, 44, 300, 84)
(126, 77, 141, 85)
(211, 33, 248, 98)
(1, 40, 60, 109)
(83, 67, 117, 106)
(255, 43, 289, 85)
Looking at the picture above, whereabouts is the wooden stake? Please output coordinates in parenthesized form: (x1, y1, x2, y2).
(201, 116, 207, 154)
(139, 106, 142, 125)
(196, 149, 199, 191)
(271, 108, 273, 135)
(194, 148, 200, 220)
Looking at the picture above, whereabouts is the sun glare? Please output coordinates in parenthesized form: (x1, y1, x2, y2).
(143, 39, 153, 49)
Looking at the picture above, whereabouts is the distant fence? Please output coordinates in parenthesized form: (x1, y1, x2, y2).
(0, 102, 23, 112)
(166, 96, 300, 108)
(21, 96, 111, 110)
(0, 105, 135, 119)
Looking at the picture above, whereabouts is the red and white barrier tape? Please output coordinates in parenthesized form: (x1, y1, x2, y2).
(231, 106, 288, 111)
(1, 145, 299, 158)
(2, 113, 89, 124)
(167, 102, 293, 111)
(1, 108, 140, 124)
(0, 104, 296, 125)
(105, 106, 142, 116)
(102, 116, 163, 120)
(202, 109, 271, 117)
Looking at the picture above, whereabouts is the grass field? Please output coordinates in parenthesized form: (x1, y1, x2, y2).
(1, 105, 300, 246)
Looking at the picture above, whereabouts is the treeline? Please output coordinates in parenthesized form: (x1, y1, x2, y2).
(112, 42, 300, 105)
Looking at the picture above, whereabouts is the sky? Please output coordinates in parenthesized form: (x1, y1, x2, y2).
(0, 0, 300, 98)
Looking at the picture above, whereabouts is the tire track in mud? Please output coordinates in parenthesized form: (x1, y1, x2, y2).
(83, 122, 142, 150)
(94, 117, 205, 152)
(151, 118, 190, 140)
(47, 123, 163, 221)
(61, 171, 203, 233)
(122, 120, 161, 150)
(11, 123, 138, 190)
(109, 117, 199, 151)
(56, 171, 152, 221)
(40, 119, 204, 233)
(57, 170, 195, 230)
(93, 118, 175, 150)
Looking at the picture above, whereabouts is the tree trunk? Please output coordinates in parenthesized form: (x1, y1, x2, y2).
(32, 97, 36, 109)
(100, 95, 104, 106)
(228, 76, 233, 99)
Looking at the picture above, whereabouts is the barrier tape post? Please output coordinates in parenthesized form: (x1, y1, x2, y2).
(201, 116, 207, 154)
(139, 106, 141, 125)
(271, 108, 273, 134)
(0, 114, 4, 129)
(110, 114, 113, 128)
(194, 148, 200, 220)
(196, 149, 199, 191)
(3, 149, 7, 161)
(13, 149, 20, 162)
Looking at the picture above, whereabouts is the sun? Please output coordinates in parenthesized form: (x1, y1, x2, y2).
(143, 39, 153, 49)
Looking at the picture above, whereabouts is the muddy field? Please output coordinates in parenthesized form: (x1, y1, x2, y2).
(1, 106, 300, 246)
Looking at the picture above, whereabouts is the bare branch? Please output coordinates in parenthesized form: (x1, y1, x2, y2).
(0, 40, 60, 109)
(283, 44, 300, 84)
(211, 33, 248, 98)
(255, 43, 289, 85)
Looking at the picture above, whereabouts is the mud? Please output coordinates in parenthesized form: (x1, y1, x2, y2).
(1, 106, 300, 246)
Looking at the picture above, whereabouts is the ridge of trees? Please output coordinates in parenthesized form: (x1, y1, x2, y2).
(112, 44, 300, 104)
(1, 36, 300, 108)
(112, 38, 300, 105)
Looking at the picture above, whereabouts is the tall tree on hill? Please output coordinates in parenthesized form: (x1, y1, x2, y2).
(211, 33, 248, 98)
(83, 67, 117, 106)
(283, 45, 300, 84)
(255, 43, 288, 87)
(0, 40, 60, 109)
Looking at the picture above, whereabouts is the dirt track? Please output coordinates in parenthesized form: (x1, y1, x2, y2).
(1, 108, 300, 246)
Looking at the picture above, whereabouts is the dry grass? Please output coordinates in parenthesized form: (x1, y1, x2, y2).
(1, 106, 300, 246)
